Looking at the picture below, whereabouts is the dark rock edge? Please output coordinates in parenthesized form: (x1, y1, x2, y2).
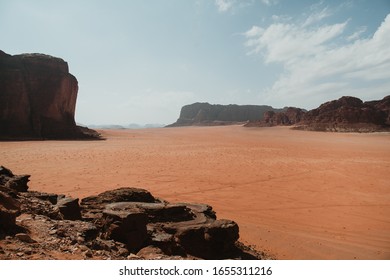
(0, 166, 268, 260)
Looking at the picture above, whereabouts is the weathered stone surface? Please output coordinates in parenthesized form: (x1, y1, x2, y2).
(244, 96, 390, 132)
(81, 187, 156, 209)
(0, 166, 265, 260)
(101, 208, 148, 251)
(246, 107, 306, 127)
(19, 191, 62, 219)
(15, 233, 36, 243)
(0, 166, 14, 177)
(297, 96, 390, 132)
(3, 175, 30, 192)
(0, 191, 20, 229)
(168, 102, 283, 127)
(175, 219, 239, 259)
(0, 166, 30, 193)
(104, 201, 195, 223)
(364, 95, 390, 125)
(56, 197, 82, 220)
(0, 50, 100, 140)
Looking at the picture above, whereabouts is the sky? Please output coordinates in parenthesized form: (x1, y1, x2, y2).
(1, 0, 390, 126)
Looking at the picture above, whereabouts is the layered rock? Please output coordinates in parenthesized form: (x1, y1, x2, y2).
(245, 107, 306, 127)
(168, 102, 283, 127)
(244, 96, 390, 132)
(0, 50, 99, 139)
(0, 166, 265, 260)
(297, 96, 390, 132)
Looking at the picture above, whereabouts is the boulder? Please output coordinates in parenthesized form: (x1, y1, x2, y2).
(0, 166, 30, 192)
(101, 207, 148, 251)
(3, 175, 30, 192)
(175, 219, 239, 259)
(81, 187, 156, 209)
(56, 197, 82, 220)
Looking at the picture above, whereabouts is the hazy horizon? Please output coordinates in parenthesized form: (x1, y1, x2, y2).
(1, 0, 390, 126)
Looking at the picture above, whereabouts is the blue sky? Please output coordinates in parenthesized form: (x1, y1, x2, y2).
(1, 0, 390, 125)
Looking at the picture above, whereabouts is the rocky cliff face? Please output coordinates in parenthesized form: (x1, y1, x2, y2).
(245, 96, 390, 132)
(0, 166, 265, 260)
(0, 50, 99, 139)
(245, 107, 306, 127)
(168, 102, 282, 126)
(297, 96, 390, 132)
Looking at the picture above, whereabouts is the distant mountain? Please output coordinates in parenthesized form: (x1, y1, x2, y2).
(245, 95, 390, 132)
(87, 124, 126, 130)
(87, 123, 165, 129)
(296, 95, 390, 132)
(167, 102, 284, 127)
(245, 107, 307, 127)
(169, 96, 390, 132)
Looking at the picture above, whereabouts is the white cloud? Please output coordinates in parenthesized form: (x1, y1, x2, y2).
(244, 12, 390, 108)
(261, 0, 278, 6)
(215, 0, 234, 13)
(215, 0, 258, 14)
(245, 21, 347, 64)
(303, 7, 332, 27)
(346, 26, 367, 41)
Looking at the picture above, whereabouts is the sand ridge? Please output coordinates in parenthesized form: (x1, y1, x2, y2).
(1, 125, 389, 259)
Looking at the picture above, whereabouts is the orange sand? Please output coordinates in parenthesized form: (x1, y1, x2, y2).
(1, 125, 389, 259)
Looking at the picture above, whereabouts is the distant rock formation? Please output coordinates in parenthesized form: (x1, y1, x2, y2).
(296, 96, 390, 132)
(245, 107, 306, 127)
(167, 102, 283, 127)
(0, 50, 100, 140)
(0, 166, 265, 260)
(245, 96, 390, 132)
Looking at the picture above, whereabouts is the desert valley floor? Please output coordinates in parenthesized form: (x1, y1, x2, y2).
(1, 125, 389, 259)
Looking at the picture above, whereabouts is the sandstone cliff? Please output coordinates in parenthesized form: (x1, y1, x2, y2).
(296, 96, 390, 132)
(245, 107, 306, 127)
(245, 96, 390, 132)
(0, 50, 99, 140)
(168, 102, 282, 127)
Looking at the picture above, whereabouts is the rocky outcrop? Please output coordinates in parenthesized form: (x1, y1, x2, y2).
(245, 107, 306, 127)
(364, 95, 390, 126)
(0, 191, 20, 230)
(168, 102, 283, 127)
(244, 96, 390, 132)
(0, 166, 30, 194)
(0, 50, 100, 140)
(296, 96, 390, 132)
(0, 166, 266, 260)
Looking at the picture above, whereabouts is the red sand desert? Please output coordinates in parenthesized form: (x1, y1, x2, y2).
(1, 125, 389, 259)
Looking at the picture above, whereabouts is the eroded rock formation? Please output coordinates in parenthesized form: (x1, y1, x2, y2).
(245, 107, 306, 127)
(0, 166, 265, 260)
(0, 50, 99, 139)
(297, 96, 390, 132)
(245, 96, 390, 132)
(168, 102, 283, 127)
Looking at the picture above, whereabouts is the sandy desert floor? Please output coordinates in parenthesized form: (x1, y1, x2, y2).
(1, 125, 389, 259)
